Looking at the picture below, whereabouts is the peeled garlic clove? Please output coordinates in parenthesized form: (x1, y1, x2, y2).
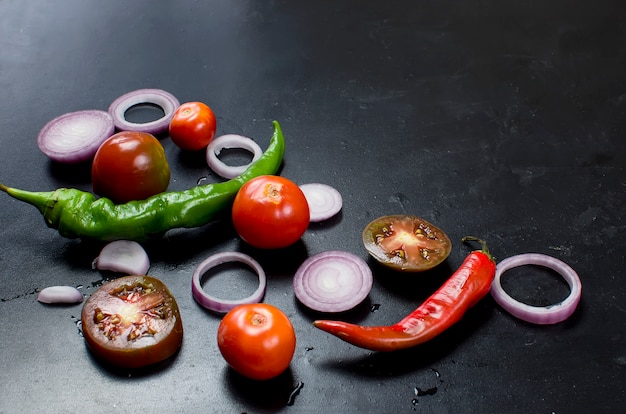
(94, 240, 150, 275)
(37, 286, 83, 304)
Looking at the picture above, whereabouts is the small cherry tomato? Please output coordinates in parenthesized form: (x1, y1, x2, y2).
(169, 101, 217, 151)
(92, 131, 170, 203)
(362, 215, 452, 272)
(231, 175, 310, 249)
(81, 275, 184, 369)
(217, 303, 296, 380)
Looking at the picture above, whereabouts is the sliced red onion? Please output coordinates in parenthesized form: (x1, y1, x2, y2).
(37, 286, 83, 304)
(108, 88, 180, 135)
(93, 240, 150, 275)
(491, 253, 582, 325)
(206, 134, 263, 178)
(37, 110, 115, 163)
(192, 252, 266, 313)
(299, 183, 343, 222)
(293, 251, 373, 313)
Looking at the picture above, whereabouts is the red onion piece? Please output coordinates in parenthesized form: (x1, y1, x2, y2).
(206, 134, 263, 178)
(299, 183, 343, 222)
(37, 110, 115, 163)
(293, 251, 373, 313)
(192, 252, 266, 313)
(491, 253, 582, 325)
(108, 88, 180, 135)
(37, 286, 83, 304)
(94, 240, 150, 275)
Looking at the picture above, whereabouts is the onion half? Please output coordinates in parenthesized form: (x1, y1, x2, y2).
(299, 183, 343, 222)
(108, 88, 180, 135)
(94, 240, 150, 275)
(37, 110, 115, 163)
(293, 251, 373, 313)
(206, 134, 263, 178)
(191, 252, 266, 313)
(491, 253, 582, 325)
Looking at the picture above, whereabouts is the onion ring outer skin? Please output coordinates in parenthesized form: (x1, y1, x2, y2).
(491, 253, 582, 325)
(108, 88, 180, 135)
(206, 134, 264, 179)
(192, 252, 266, 313)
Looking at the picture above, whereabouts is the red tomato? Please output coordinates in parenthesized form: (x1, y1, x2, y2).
(81, 275, 184, 369)
(231, 175, 310, 249)
(217, 303, 296, 380)
(169, 101, 217, 151)
(92, 131, 170, 203)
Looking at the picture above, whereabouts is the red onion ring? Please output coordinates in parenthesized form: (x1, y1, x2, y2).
(293, 251, 373, 313)
(108, 88, 180, 135)
(491, 253, 582, 325)
(192, 252, 266, 313)
(93, 240, 150, 275)
(206, 134, 263, 178)
(299, 183, 343, 222)
(37, 286, 83, 304)
(37, 110, 115, 163)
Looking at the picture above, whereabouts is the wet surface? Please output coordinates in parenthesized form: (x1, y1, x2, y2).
(1, 0, 625, 412)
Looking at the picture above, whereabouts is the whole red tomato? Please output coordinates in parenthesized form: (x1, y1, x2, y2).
(92, 131, 170, 203)
(217, 303, 296, 380)
(169, 101, 217, 151)
(231, 175, 310, 249)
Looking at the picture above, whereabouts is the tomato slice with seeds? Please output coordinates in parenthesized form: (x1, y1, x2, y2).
(81, 275, 183, 369)
(362, 215, 452, 272)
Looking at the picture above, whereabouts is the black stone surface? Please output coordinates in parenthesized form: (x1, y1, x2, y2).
(1, 1, 625, 412)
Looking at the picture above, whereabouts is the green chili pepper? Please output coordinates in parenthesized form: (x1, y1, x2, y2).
(0, 121, 285, 242)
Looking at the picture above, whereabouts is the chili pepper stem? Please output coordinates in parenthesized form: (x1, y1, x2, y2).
(462, 235, 494, 262)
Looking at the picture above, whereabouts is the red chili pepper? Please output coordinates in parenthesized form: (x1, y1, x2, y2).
(313, 236, 496, 352)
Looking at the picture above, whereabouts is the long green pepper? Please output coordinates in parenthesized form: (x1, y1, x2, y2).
(0, 121, 285, 242)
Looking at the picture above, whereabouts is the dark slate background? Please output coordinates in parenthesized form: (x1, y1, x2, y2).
(1, 1, 624, 412)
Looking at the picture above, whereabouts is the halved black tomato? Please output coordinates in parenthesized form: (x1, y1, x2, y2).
(362, 215, 452, 272)
(81, 275, 183, 369)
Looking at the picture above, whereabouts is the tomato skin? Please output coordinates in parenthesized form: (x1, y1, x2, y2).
(217, 303, 296, 380)
(92, 131, 170, 203)
(169, 101, 217, 151)
(81, 275, 183, 369)
(231, 175, 310, 249)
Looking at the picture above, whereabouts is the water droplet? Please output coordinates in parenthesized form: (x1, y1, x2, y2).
(370, 303, 381, 312)
(415, 386, 438, 396)
(287, 381, 304, 406)
(70, 315, 83, 337)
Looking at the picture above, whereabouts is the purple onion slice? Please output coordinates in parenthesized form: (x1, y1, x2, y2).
(491, 253, 582, 325)
(293, 250, 373, 313)
(299, 183, 343, 222)
(108, 88, 179, 135)
(206, 134, 263, 179)
(37, 110, 115, 163)
(192, 252, 266, 313)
